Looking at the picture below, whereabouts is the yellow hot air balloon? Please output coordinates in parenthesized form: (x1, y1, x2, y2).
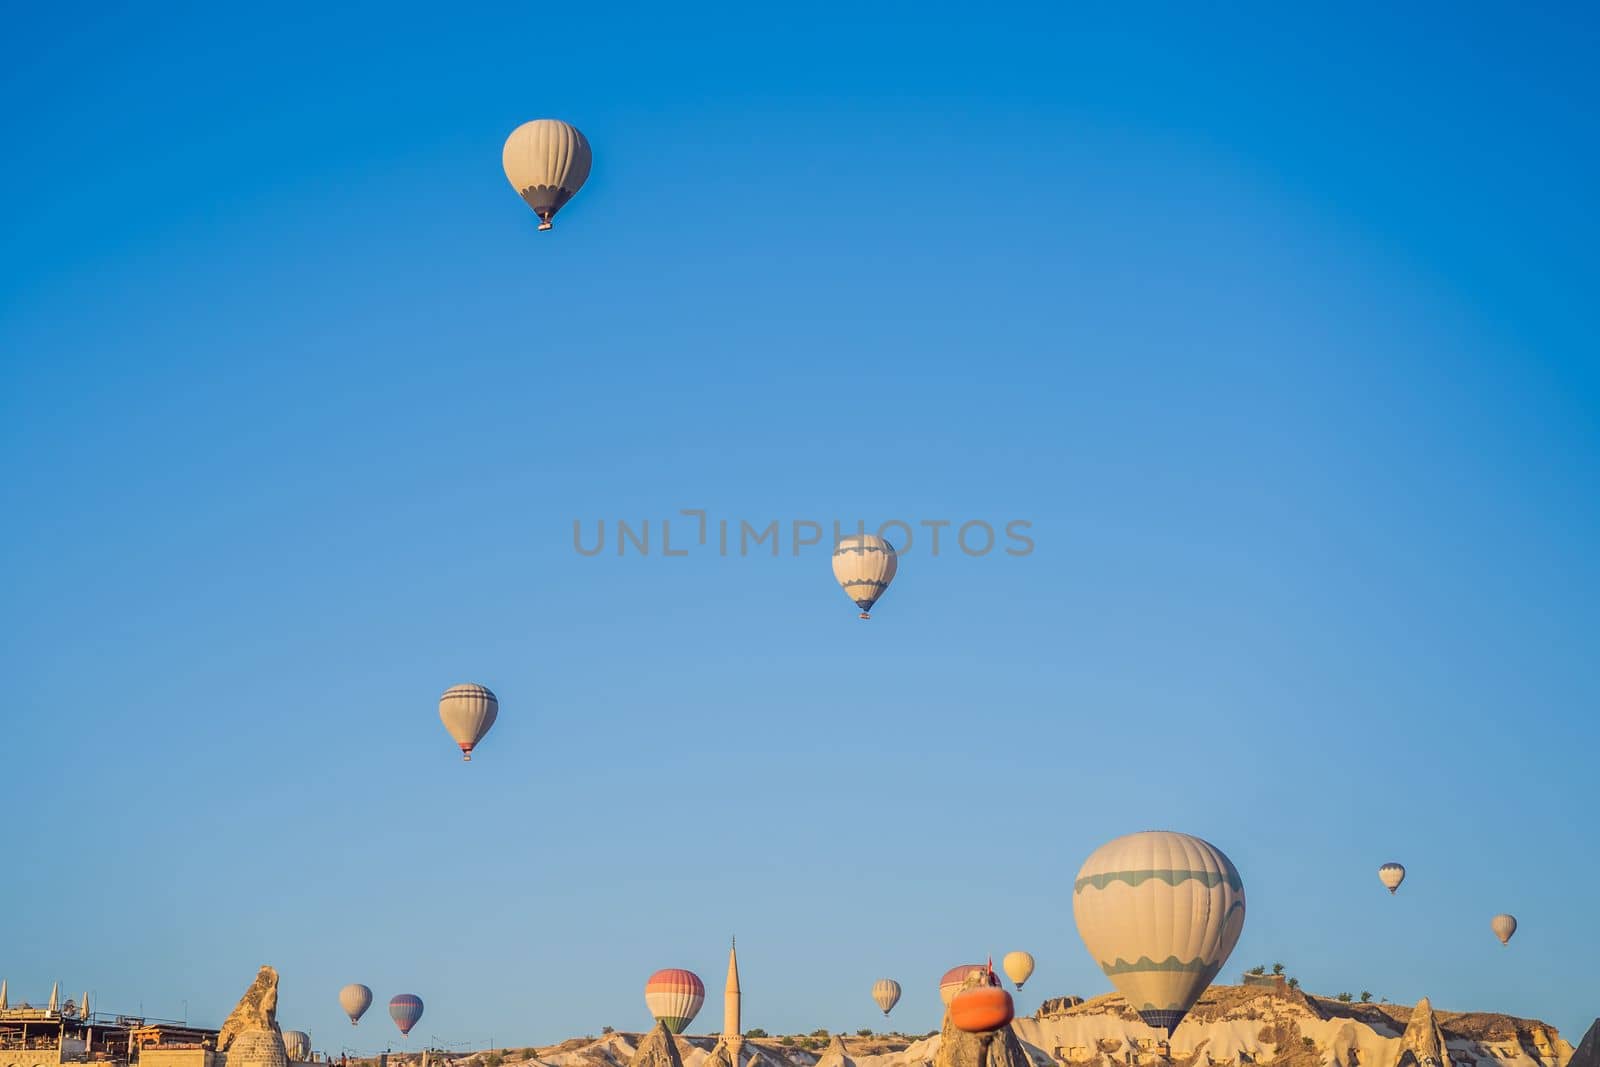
(1491, 914, 1517, 945)
(1073, 830, 1246, 1036)
(1378, 863, 1406, 894)
(832, 533, 897, 619)
(439, 683, 499, 761)
(871, 979, 902, 1016)
(502, 119, 592, 231)
(1002, 952, 1035, 990)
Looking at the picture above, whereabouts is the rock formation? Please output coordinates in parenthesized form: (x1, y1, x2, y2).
(934, 972, 1032, 1067)
(1396, 998, 1451, 1067)
(217, 966, 287, 1067)
(628, 1022, 687, 1067)
(1569, 1023, 1600, 1067)
(814, 1036, 855, 1067)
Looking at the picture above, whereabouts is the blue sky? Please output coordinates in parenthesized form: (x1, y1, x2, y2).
(2, 0, 1597, 1052)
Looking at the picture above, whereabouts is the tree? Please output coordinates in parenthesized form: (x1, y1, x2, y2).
(745, 1030, 768, 1039)
(602, 1028, 615, 1036)
(1271, 963, 1285, 976)
(1287, 978, 1300, 990)
(779, 1037, 795, 1047)
(1336, 993, 1353, 1003)
(856, 1030, 873, 1037)
(1360, 992, 1372, 1004)
(811, 1030, 829, 1038)
(1247, 965, 1266, 976)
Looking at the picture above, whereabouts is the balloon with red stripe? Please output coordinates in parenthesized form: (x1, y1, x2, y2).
(388, 994, 423, 1037)
(644, 969, 704, 1034)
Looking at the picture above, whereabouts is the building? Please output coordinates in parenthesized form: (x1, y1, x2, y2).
(1, 981, 220, 1067)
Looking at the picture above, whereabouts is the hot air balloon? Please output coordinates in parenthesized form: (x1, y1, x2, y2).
(1378, 863, 1406, 894)
(502, 119, 592, 231)
(644, 969, 704, 1034)
(871, 979, 902, 1016)
(1491, 914, 1517, 945)
(388, 994, 423, 1037)
(1073, 830, 1246, 1036)
(440, 683, 498, 761)
(832, 533, 897, 619)
(282, 1032, 311, 1061)
(939, 964, 994, 1007)
(1002, 952, 1035, 990)
(339, 984, 372, 1026)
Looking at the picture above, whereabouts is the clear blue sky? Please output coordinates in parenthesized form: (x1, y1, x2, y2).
(3, 0, 1597, 1053)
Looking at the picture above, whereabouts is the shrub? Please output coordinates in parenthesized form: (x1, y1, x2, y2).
(1247, 965, 1266, 976)
(1336, 993, 1353, 1003)
(602, 1027, 615, 1036)
(856, 1030, 872, 1038)
(1359, 992, 1372, 1004)
(1287, 978, 1299, 990)
(485, 1054, 504, 1067)
(745, 1030, 768, 1039)
(1302, 1039, 1316, 1049)
(810, 1030, 829, 1038)
(779, 1037, 795, 1047)
(1271, 963, 1284, 976)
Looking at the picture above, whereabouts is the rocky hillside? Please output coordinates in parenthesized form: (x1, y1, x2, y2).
(442, 986, 1580, 1067)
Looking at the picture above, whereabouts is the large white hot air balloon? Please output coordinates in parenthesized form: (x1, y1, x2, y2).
(871, 979, 902, 1016)
(1002, 951, 1035, 990)
(1491, 914, 1517, 945)
(502, 119, 592, 231)
(1378, 863, 1406, 894)
(832, 533, 897, 620)
(439, 683, 499, 761)
(338, 984, 372, 1026)
(282, 1032, 311, 1061)
(1073, 830, 1246, 1036)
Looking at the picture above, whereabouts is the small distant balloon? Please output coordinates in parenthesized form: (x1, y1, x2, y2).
(832, 533, 898, 620)
(388, 994, 423, 1037)
(1378, 863, 1406, 894)
(502, 119, 593, 231)
(439, 683, 498, 761)
(1491, 914, 1518, 945)
(282, 1032, 311, 1061)
(338, 984, 372, 1026)
(644, 969, 704, 1034)
(871, 979, 902, 1016)
(1002, 951, 1035, 990)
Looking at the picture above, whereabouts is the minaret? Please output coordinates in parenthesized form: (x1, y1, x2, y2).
(724, 938, 743, 1066)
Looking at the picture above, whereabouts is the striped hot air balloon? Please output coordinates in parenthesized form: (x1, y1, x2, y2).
(1073, 830, 1246, 1036)
(1491, 914, 1518, 945)
(644, 969, 704, 1034)
(439, 683, 498, 761)
(1378, 863, 1406, 894)
(282, 1032, 311, 1061)
(871, 979, 902, 1016)
(502, 119, 593, 231)
(388, 994, 423, 1037)
(339, 984, 372, 1026)
(832, 533, 897, 620)
(939, 964, 994, 1007)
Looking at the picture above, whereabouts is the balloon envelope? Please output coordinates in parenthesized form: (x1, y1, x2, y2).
(1073, 830, 1246, 1036)
(338, 984, 372, 1026)
(939, 964, 993, 1006)
(502, 119, 592, 230)
(644, 969, 704, 1034)
(832, 533, 897, 618)
(1491, 914, 1518, 944)
(872, 979, 902, 1016)
(282, 1032, 311, 1061)
(440, 683, 498, 760)
(1378, 863, 1406, 894)
(388, 994, 423, 1037)
(1002, 951, 1035, 990)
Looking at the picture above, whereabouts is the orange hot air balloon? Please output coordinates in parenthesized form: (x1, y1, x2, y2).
(951, 984, 1014, 1033)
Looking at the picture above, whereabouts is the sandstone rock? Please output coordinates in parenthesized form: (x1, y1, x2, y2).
(217, 967, 283, 1055)
(934, 974, 1030, 1067)
(813, 1036, 854, 1067)
(1037, 999, 1086, 1019)
(1569, 1022, 1600, 1067)
(628, 1022, 687, 1067)
(1395, 999, 1451, 1067)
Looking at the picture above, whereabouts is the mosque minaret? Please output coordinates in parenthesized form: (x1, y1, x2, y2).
(725, 938, 744, 1067)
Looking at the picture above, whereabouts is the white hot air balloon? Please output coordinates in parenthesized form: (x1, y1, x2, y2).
(1002, 951, 1035, 990)
(339, 984, 373, 1026)
(282, 1032, 311, 1061)
(832, 533, 898, 619)
(1491, 914, 1518, 945)
(1378, 863, 1406, 894)
(439, 683, 499, 761)
(1073, 830, 1246, 1036)
(502, 119, 593, 231)
(871, 979, 902, 1016)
